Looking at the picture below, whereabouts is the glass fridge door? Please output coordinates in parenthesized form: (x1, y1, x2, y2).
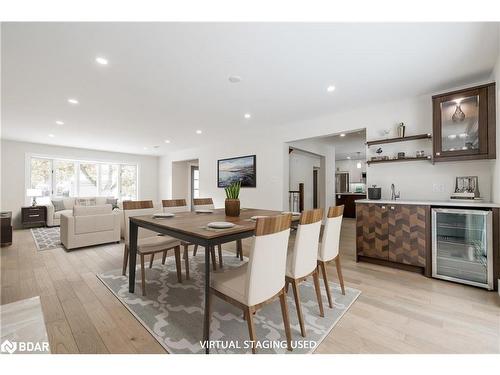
(432, 208, 493, 289)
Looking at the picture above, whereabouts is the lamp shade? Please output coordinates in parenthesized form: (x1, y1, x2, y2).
(26, 188, 42, 197)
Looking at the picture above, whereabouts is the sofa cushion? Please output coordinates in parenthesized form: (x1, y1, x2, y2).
(75, 197, 97, 206)
(73, 205, 112, 217)
(52, 199, 65, 212)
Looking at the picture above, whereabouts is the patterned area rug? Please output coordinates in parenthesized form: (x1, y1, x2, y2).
(31, 227, 61, 251)
(98, 251, 361, 354)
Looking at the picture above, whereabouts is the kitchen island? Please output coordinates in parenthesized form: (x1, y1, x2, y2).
(355, 199, 499, 290)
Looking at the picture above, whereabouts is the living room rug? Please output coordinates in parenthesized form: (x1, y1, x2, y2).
(98, 252, 361, 354)
(31, 227, 61, 251)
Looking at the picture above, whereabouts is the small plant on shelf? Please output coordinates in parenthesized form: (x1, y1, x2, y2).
(224, 181, 241, 217)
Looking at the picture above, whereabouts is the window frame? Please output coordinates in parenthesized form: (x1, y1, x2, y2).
(25, 153, 139, 204)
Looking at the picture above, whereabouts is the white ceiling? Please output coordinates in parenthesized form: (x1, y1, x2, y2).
(322, 130, 366, 160)
(2, 23, 498, 155)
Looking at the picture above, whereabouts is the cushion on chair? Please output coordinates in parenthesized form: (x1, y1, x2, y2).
(137, 235, 181, 254)
(211, 263, 248, 305)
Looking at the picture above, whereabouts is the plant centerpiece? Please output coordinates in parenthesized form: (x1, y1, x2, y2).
(224, 181, 241, 217)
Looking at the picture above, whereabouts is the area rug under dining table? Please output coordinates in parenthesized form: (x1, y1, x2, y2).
(98, 250, 361, 354)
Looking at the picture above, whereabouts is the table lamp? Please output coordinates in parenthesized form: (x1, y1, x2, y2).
(26, 189, 42, 206)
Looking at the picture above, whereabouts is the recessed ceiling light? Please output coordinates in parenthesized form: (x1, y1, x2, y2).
(228, 75, 242, 83)
(196, 130, 202, 134)
(48, 134, 55, 138)
(95, 56, 109, 65)
(55, 120, 64, 125)
(143, 147, 148, 150)
(244, 113, 251, 119)
(67, 98, 79, 105)
(327, 85, 336, 93)
(164, 139, 171, 144)
(346, 156, 351, 159)
(340, 133, 346, 137)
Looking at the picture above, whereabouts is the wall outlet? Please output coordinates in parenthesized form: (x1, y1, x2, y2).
(432, 183, 445, 193)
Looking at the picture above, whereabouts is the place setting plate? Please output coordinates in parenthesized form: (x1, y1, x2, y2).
(282, 211, 301, 216)
(206, 221, 236, 229)
(152, 212, 175, 219)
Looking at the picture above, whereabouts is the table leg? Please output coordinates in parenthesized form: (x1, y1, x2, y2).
(203, 244, 211, 354)
(128, 221, 138, 293)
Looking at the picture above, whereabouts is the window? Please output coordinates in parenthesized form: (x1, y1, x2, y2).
(28, 157, 138, 200)
(30, 158, 52, 197)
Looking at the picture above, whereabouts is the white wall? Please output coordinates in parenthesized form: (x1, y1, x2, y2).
(336, 159, 366, 184)
(171, 159, 198, 209)
(1, 139, 159, 227)
(288, 150, 321, 210)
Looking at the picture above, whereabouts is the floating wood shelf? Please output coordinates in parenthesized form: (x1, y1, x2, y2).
(366, 133, 432, 147)
(367, 156, 432, 165)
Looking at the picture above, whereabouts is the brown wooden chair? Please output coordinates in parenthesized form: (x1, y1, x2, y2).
(122, 200, 183, 296)
(317, 205, 345, 308)
(192, 198, 244, 268)
(208, 214, 293, 353)
(285, 208, 324, 337)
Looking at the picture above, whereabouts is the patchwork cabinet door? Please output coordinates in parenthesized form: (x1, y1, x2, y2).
(356, 203, 389, 260)
(388, 204, 429, 267)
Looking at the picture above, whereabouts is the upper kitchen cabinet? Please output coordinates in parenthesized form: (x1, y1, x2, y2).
(432, 82, 496, 162)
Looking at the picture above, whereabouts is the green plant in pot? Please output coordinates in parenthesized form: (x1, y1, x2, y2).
(224, 181, 241, 217)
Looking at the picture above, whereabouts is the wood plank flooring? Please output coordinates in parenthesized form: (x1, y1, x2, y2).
(1, 219, 499, 354)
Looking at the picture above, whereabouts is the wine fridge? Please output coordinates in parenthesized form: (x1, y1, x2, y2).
(432, 208, 493, 290)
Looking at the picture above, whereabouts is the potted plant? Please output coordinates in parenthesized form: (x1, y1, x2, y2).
(224, 181, 241, 217)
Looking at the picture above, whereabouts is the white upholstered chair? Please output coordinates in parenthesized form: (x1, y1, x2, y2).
(208, 214, 293, 353)
(192, 198, 244, 267)
(122, 200, 183, 296)
(285, 208, 324, 337)
(162, 199, 192, 279)
(317, 205, 345, 308)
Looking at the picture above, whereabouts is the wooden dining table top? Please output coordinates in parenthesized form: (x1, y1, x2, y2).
(130, 208, 299, 240)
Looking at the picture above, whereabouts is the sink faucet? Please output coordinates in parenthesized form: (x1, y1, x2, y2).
(391, 183, 400, 200)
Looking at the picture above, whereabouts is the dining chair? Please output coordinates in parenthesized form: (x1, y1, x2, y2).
(161, 199, 193, 279)
(285, 208, 324, 337)
(317, 205, 345, 308)
(122, 200, 183, 296)
(192, 197, 244, 267)
(208, 213, 293, 353)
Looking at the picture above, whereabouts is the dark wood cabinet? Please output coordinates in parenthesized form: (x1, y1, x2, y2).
(432, 82, 496, 162)
(21, 206, 46, 227)
(356, 203, 430, 274)
(336, 194, 366, 218)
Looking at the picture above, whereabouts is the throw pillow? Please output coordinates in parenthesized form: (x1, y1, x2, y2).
(75, 198, 97, 206)
(106, 198, 118, 209)
(52, 200, 65, 212)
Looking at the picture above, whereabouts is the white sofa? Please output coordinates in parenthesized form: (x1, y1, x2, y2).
(60, 205, 121, 250)
(44, 196, 116, 227)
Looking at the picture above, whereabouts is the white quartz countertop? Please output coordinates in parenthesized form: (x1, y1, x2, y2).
(336, 192, 366, 195)
(355, 198, 500, 208)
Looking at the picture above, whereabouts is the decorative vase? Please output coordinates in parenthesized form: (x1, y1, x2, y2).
(225, 199, 240, 217)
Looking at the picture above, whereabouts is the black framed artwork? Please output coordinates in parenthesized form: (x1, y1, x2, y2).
(217, 155, 256, 188)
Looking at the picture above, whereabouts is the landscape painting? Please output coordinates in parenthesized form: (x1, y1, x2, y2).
(217, 155, 256, 188)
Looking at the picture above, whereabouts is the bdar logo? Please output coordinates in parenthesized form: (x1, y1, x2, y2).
(1, 339, 17, 354)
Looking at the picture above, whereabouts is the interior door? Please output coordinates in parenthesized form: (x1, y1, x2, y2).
(356, 203, 389, 260)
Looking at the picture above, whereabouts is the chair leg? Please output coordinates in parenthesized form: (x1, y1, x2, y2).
(237, 239, 243, 260)
(183, 244, 190, 280)
(245, 307, 257, 354)
(162, 251, 167, 265)
(210, 247, 217, 271)
(290, 279, 306, 337)
(335, 256, 346, 295)
(174, 246, 182, 283)
(319, 261, 333, 308)
(279, 290, 293, 351)
(312, 270, 325, 317)
(149, 253, 154, 268)
(193, 244, 198, 256)
(285, 279, 289, 294)
(140, 254, 146, 296)
(218, 244, 223, 268)
(122, 245, 129, 276)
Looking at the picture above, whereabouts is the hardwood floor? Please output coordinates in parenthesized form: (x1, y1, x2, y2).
(1, 218, 499, 354)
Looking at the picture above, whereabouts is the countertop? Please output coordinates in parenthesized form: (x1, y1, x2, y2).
(355, 198, 500, 208)
(337, 192, 366, 196)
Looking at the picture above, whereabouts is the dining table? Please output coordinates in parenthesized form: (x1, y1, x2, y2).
(127, 207, 299, 354)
